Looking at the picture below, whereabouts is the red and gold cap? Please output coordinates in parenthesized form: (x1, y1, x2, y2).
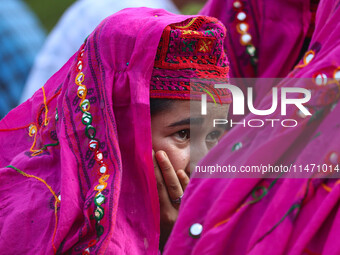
(150, 16, 231, 103)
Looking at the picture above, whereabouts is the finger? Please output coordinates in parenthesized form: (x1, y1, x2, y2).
(176, 170, 190, 191)
(155, 150, 183, 202)
(153, 150, 174, 209)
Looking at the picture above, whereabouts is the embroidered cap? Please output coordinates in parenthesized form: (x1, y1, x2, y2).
(150, 16, 231, 103)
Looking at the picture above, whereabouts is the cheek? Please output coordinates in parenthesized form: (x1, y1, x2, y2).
(151, 132, 166, 154)
(166, 146, 190, 171)
(152, 137, 190, 171)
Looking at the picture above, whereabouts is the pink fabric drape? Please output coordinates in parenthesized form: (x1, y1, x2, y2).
(0, 8, 198, 254)
(165, 0, 340, 254)
(200, 0, 313, 112)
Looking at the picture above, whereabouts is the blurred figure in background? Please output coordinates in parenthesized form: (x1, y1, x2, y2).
(20, 0, 179, 102)
(172, 0, 206, 14)
(0, 0, 45, 118)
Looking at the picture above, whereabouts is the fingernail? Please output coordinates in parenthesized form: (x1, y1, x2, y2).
(162, 151, 167, 159)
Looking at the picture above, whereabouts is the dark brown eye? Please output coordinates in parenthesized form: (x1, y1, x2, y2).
(176, 129, 190, 140)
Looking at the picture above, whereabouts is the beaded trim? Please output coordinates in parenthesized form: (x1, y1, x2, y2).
(232, 0, 258, 67)
(76, 44, 110, 255)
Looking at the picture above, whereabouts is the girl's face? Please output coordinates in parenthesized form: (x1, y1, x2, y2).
(151, 100, 229, 176)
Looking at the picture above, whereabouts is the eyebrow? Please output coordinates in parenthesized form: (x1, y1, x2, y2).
(168, 117, 204, 127)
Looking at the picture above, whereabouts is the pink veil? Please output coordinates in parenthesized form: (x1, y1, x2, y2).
(0, 8, 197, 254)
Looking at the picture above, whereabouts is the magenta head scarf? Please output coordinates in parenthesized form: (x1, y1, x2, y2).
(165, 0, 340, 254)
(200, 0, 317, 113)
(0, 8, 229, 254)
(200, 0, 313, 79)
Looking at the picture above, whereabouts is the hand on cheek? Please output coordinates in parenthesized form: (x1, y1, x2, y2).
(152, 150, 190, 250)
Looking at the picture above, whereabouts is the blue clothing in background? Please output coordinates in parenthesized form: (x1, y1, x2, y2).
(0, 0, 45, 119)
(20, 0, 179, 103)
